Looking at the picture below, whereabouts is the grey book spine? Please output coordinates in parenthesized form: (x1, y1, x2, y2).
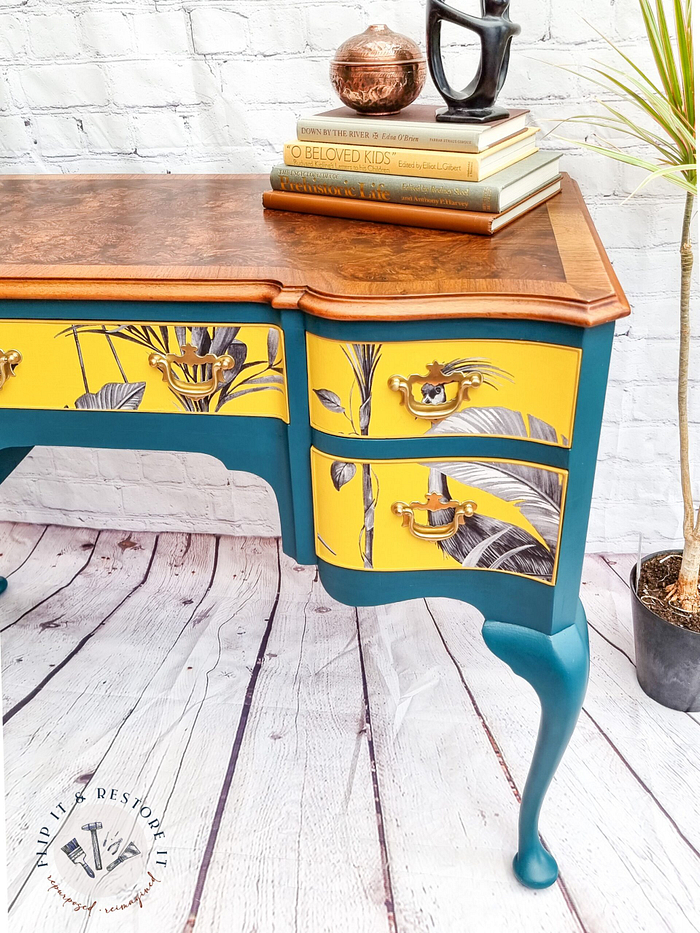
(270, 165, 504, 212)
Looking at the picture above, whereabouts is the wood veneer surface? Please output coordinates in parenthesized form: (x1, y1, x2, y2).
(0, 173, 628, 325)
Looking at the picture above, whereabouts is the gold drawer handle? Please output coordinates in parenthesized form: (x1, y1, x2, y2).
(0, 349, 22, 390)
(388, 361, 483, 420)
(392, 492, 477, 541)
(148, 343, 235, 401)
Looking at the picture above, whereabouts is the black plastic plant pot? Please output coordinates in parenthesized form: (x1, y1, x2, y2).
(630, 550, 700, 712)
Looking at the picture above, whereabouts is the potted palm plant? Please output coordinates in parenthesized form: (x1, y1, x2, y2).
(565, 0, 698, 709)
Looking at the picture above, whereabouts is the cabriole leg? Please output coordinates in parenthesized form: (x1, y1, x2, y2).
(482, 602, 589, 889)
(0, 447, 34, 596)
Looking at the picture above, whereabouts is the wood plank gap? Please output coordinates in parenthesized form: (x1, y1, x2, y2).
(7, 533, 220, 912)
(292, 595, 313, 933)
(2, 533, 160, 725)
(136, 536, 272, 848)
(0, 529, 102, 633)
(181, 538, 283, 933)
(582, 706, 700, 861)
(424, 599, 589, 933)
(112, 534, 223, 836)
(4, 525, 48, 579)
(601, 553, 632, 587)
(149, 593, 234, 840)
(354, 608, 399, 933)
(587, 620, 635, 667)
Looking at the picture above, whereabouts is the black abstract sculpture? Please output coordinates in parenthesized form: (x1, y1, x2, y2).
(427, 0, 520, 123)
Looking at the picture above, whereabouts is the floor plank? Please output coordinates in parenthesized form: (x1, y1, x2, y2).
(1, 529, 157, 717)
(357, 600, 579, 932)
(582, 554, 638, 662)
(428, 595, 700, 933)
(0, 524, 100, 631)
(192, 555, 390, 933)
(0, 522, 47, 579)
(580, 556, 700, 854)
(3, 528, 700, 933)
(5, 532, 216, 908)
(8, 535, 281, 931)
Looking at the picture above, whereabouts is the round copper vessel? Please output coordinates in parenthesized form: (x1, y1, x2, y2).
(330, 24, 427, 115)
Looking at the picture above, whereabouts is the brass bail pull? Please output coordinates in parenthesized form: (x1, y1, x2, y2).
(391, 492, 477, 541)
(0, 349, 22, 391)
(388, 360, 482, 421)
(148, 343, 235, 401)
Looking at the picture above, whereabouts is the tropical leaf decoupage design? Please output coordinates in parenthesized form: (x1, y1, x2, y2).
(75, 382, 146, 411)
(57, 323, 285, 414)
(312, 447, 565, 582)
(316, 352, 566, 579)
(427, 406, 569, 446)
(425, 462, 563, 581)
(424, 407, 566, 581)
(316, 343, 382, 567)
(308, 334, 581, 443)
(313, 350, 513, 436)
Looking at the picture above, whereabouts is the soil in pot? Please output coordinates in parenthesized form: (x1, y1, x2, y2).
(632, 550, 700, 712)
(637, 552, 700, 633)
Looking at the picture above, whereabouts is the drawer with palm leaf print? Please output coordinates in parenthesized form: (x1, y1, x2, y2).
(0, 320, 288, 420)
(307, 335, 581, 448)
(311, 448, 567, 585)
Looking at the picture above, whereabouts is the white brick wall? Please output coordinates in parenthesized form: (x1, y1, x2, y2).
(0, 0, 697, 552)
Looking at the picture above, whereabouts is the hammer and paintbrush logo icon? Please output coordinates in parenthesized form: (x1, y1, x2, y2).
(39, 789, 167, 914)
(60, 821, 141, 878)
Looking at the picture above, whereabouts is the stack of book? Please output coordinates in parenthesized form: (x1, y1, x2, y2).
(262, 105, 561, 235)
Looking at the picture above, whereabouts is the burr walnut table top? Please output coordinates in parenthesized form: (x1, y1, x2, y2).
(0, 172, 628, 326)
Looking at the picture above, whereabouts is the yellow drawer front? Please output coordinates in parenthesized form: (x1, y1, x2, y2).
(0, 321, 289, 421)
(311, 448, 567, 585)
(307, 335, 581, 447)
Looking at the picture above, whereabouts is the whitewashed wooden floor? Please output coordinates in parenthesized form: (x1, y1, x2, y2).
(1, 522, 699, 933)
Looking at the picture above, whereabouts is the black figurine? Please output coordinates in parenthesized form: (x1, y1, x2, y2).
(427, 0, 520, 123)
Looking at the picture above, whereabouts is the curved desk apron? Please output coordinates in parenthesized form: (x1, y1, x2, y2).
(0, 173, 628, 889)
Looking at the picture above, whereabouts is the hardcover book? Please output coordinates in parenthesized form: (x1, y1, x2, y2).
(297, 105, 530, 153)
(270, 151, 561, 214)
(283, 128, 539, 183)
(262, 180, 562, 236)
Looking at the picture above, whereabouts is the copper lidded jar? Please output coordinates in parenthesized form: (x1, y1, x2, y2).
(330, 24, 427, 116)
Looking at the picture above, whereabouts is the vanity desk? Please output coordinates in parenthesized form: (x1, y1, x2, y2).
(0, 173, 628, 889)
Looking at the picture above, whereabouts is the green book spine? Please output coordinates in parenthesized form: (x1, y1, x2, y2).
(270, 165, 502, 212)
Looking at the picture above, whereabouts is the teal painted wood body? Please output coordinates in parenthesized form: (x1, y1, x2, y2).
(0, 298, 615, 890)
(483, 602, 590, 887)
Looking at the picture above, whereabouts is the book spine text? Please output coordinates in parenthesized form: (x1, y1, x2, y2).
(270, 165, 501, 212)
(283, 141, 482, 182)
(296, 120, 481, 153)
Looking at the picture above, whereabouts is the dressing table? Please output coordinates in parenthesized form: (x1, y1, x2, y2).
(0, 173, 628, 889)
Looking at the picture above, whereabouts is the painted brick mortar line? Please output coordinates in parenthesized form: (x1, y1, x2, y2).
(0, 0, 696, 551)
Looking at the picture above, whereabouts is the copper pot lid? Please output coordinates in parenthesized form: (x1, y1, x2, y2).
(332, 24, 426, 66)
